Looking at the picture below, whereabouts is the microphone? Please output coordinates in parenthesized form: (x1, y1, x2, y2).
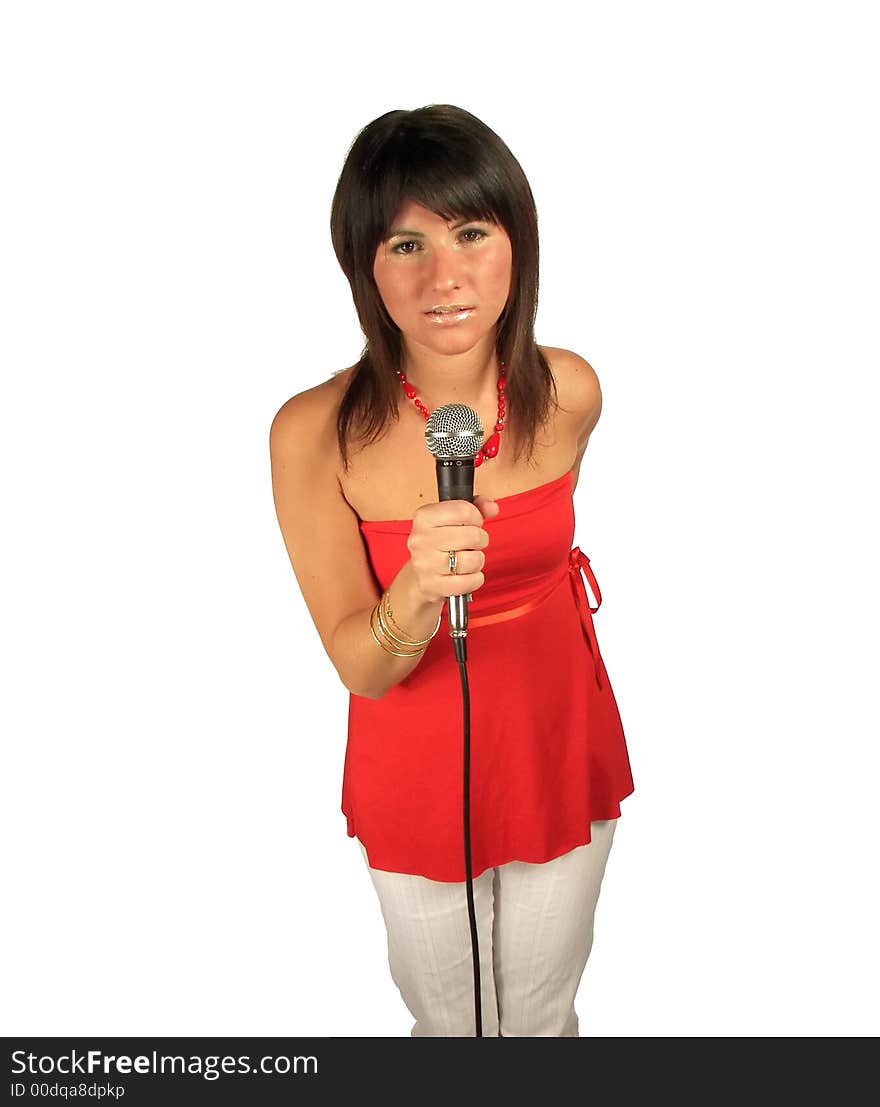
(424, 404, 484, 663)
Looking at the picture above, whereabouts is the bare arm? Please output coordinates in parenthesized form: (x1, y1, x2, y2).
(331, 559, 445, 698)
(269, 388, 444, 700)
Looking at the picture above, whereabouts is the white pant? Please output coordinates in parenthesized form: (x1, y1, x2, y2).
(358, 819, 617, 1037)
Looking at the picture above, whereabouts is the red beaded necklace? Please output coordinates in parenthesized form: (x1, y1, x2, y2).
(395, 361, 507, 467)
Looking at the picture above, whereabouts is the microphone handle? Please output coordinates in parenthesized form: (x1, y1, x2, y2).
(435, 458, 476, 639)
(435, 457, 476, 504)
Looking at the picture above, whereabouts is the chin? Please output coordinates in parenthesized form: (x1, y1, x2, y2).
(421, 324, 493, 348)
(428, 339, 486, 358)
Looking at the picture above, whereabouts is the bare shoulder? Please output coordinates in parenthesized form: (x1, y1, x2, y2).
(269, 365, 355, 464)
(539, 345, 602, 417)
(538, 345, 602, 439)
(270, 365, 353, 426)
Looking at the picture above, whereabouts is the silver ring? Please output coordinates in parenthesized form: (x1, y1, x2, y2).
(448, 550, 458, 575)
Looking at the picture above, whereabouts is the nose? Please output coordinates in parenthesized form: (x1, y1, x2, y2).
(429, 242, 464, 292)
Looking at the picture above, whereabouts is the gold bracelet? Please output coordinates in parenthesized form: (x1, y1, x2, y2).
(382, 589, 423, 639)
(374, 601, 433, 653)
(377, 598, 440, 648)
(369, 603, 428, 656)
(380, 588, 442, 645)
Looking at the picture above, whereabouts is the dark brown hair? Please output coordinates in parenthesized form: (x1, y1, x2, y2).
(329, 104, 559, 473)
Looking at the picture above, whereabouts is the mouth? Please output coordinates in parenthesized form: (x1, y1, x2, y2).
(424, 306, 476, 325)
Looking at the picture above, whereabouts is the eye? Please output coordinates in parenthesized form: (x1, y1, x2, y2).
(390, 239, 420, 255)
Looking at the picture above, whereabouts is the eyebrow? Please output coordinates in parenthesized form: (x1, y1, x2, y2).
(387, 217, 479, 239)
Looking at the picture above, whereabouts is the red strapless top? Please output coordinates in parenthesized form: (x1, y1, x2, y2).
(342, 469, 634, 882)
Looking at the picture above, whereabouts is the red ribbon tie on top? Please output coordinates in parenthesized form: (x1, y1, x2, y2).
(568, 546, 605, 690)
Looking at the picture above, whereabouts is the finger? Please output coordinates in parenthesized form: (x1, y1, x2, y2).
(430, 524, 490, 550)
(441, 548, 485, 574)
(429, 499, 485, 526)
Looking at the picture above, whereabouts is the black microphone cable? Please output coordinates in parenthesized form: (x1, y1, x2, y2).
(453, 636, 482, 1036)
(425, 403, 485, 1038)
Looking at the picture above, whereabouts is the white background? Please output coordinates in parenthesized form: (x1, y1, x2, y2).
(2, 0, 878, 1037)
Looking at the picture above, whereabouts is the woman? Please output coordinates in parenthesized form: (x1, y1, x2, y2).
(270, 104, 634, 1037)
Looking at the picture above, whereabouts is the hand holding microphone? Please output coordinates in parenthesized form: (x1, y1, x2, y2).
(406, 495, 499, 605)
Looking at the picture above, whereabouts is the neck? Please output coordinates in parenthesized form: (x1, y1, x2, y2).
(400, 345, 501, 410)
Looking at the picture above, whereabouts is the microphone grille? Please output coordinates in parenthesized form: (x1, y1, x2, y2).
(424, 404, 484, 459)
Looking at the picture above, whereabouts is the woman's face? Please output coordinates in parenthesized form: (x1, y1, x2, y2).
(372, 199, 513, 360)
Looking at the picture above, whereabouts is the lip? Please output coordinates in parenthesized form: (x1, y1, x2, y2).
(424, 308, 476, 325)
